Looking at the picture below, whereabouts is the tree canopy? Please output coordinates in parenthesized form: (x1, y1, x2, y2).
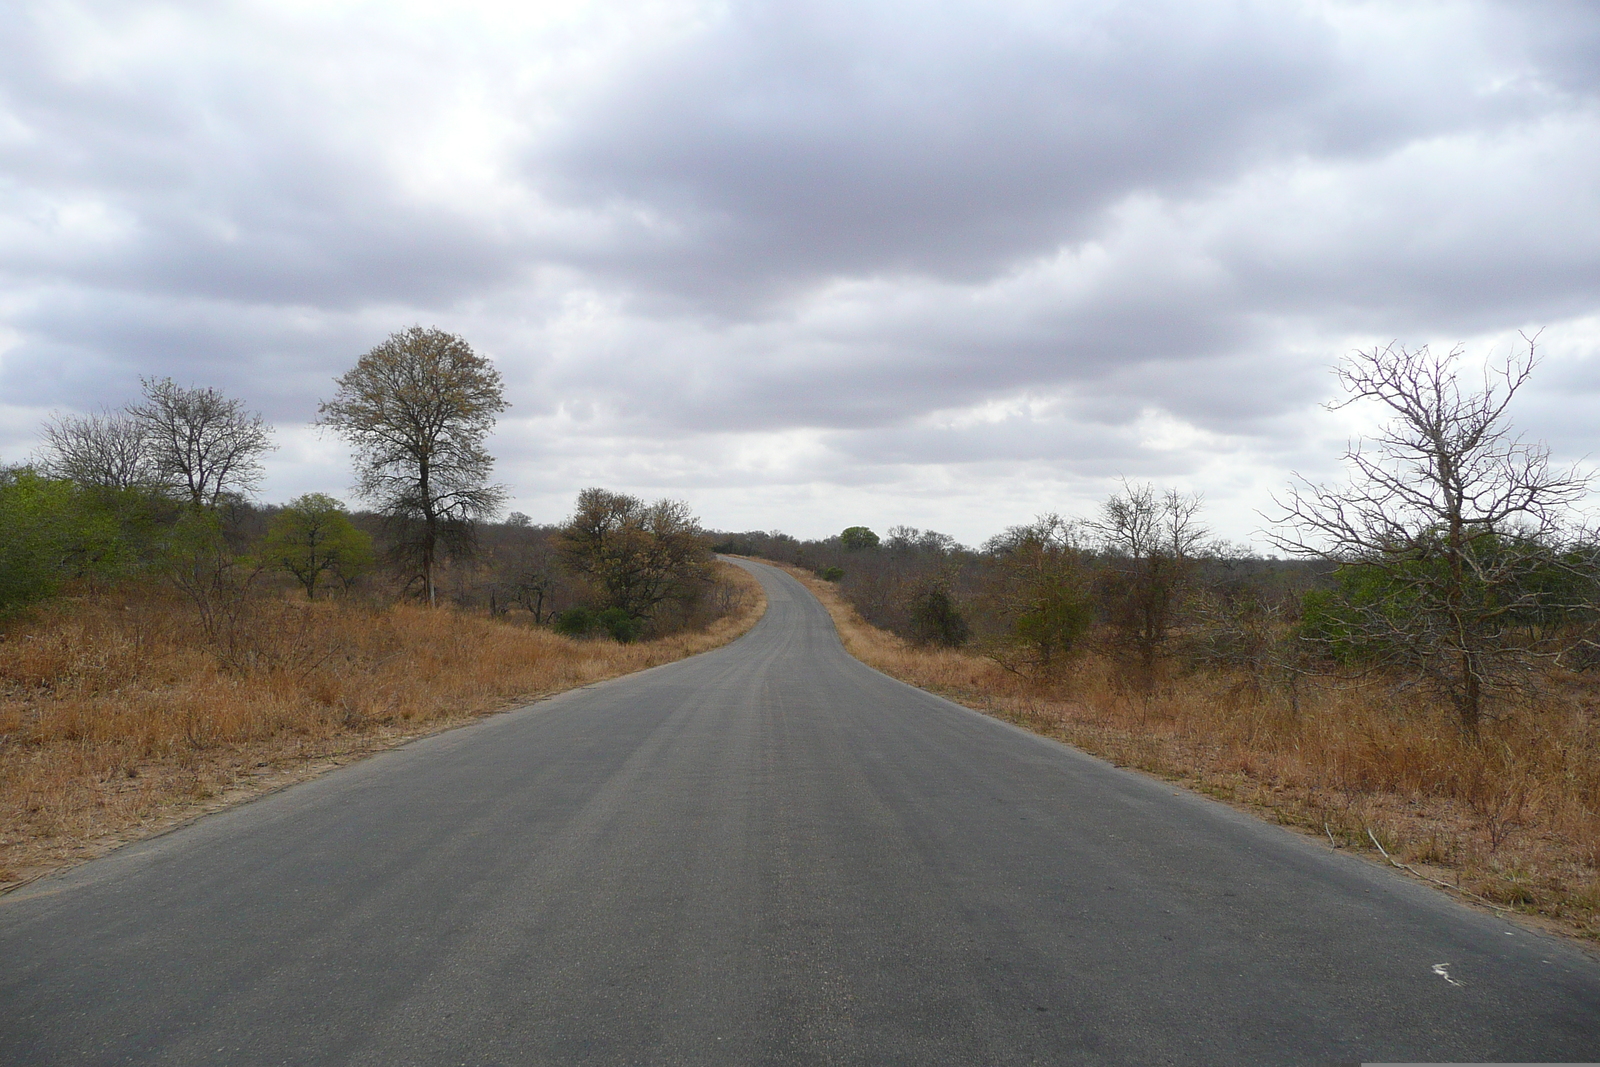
(262, 493, 374, 598)
(128, 377, 274, 509)
(319, 327, 507, 605)
(559, 488, 711, 621)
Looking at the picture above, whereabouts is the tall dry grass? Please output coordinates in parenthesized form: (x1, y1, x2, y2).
(788, 565, 1600, 941)
(0, 561, 765, 887)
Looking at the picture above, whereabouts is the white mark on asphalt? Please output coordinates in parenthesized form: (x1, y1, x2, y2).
(1432, 963, 1461, 986)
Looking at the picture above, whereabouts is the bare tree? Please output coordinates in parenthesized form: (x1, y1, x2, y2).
(1088, 481, 1208, 675)
(36, 408, 157, 490)
(319, 327, 508, 606)
(128, 377, 274, 509)
(1270, 337, 1592, 735)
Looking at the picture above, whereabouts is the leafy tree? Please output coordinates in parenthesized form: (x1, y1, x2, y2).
(0, 465, 150, 612)
(261, 493, 375, 598)
(559, 488, 711, 621)
(840, 526, 880, 551)
(1272, 338, 1593, 735)
(318, 327, 508, 606)
(128, 377, 274, 509)
(0, 467, 79, 611)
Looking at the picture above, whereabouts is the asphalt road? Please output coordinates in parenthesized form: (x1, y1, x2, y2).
(3, 559, 1598, 1066)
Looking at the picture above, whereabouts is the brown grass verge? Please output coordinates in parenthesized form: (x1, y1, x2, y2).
(0, 561, 766, 891)
(782, 564, 1600, 944)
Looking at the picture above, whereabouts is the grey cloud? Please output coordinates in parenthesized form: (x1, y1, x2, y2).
(2, 0, 1598, 537)
(532, 0, 1543, 305)
(0, 285, 388, 417)
(1494, 1, 1600, 98)
(0, 5, 530, 312)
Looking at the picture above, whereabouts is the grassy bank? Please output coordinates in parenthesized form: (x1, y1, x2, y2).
(0, 561, 765, 889)
(784, 565, 1600, 943)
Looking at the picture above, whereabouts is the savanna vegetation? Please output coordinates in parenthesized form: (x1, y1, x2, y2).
(8, 327, 1600, 945)
(1, 330, 761, 888)
(719, 340, 1600, 939)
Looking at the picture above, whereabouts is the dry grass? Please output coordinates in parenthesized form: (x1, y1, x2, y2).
(786, 565, 1600, 943)
(0, 561, 765, 889)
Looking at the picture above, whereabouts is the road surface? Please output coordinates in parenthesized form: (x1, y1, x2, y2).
(2, 559, 1597, 1065)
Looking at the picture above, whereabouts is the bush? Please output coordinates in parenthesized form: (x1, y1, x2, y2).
(261, 493, 375, 598)
(816, 565, 844, 581)
(0, 467, 156, 613)
(552, 606, 641, 643)
(909, 586, 970, 647)
(595, 607, 641, 643)
(552, 607, 594, 637)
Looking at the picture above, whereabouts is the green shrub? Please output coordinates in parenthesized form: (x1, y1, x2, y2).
(0, 466, 155, 613)
(909, 585, 969, 647)
(261, 493, 375, 598)
(553, 607, 594, 636)
(551, 606, 641, 642)
(595, 606, 641, 643)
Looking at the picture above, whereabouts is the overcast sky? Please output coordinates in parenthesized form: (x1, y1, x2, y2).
(3, 0, 1598, 546)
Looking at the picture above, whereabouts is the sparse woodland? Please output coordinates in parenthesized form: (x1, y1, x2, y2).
(0, 332, 758, 887)
(6, 332, 1600, 942)
(720, 341, 1600, 939)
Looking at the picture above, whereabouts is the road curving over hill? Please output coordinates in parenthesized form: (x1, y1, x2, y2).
(2, 558, 1597, 1065)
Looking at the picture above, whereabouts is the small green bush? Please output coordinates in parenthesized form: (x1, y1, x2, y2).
(596, 607, 641, 643)
(552, 607, 594, 637)
(551, 606, 641, 642)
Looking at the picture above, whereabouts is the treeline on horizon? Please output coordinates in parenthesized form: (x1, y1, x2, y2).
(718, 484, 1600, 738)
(714, 508, 1336, 687)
